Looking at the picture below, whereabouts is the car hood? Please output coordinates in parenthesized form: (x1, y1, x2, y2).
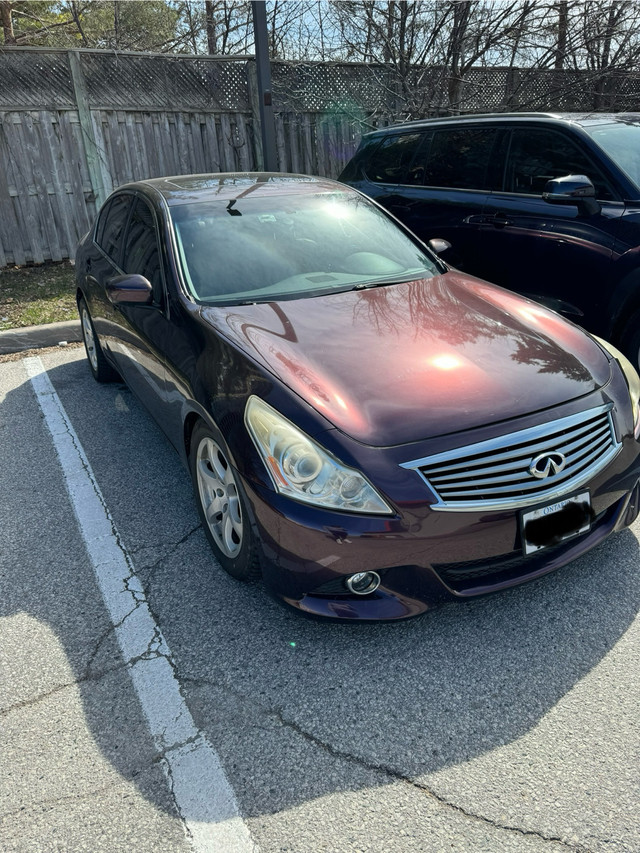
(201, 272, 611, 446)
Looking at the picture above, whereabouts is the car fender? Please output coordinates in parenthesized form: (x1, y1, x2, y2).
(606, 256, 640, 342)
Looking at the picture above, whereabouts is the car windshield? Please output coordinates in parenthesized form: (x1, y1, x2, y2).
(170, 191, 441, 304)
(585, 122, 640, 192)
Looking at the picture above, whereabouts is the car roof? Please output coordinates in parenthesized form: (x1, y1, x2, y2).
(364, 112, 640, 138)
(118, 173, 346, 206)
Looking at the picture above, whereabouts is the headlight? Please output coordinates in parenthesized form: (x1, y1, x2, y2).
(245, 396, 393, 514)
(593, 335, 640, 435)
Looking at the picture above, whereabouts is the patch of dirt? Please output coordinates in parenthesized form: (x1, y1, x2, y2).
(0, 342, 84, 363)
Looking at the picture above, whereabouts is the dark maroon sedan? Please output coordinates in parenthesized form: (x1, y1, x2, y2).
(76, 173, 640, 621)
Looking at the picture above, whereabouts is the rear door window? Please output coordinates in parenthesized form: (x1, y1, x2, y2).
(505, 128, 615, 200)
(97, 194, 132, 265)
(419, 127, 498, 190)
(365, 133, 428, 184)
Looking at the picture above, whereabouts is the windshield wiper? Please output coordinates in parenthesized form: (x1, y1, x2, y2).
(351, 272, 423, 291)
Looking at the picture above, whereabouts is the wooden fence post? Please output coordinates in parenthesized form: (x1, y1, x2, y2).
(67, 50, 109, 208)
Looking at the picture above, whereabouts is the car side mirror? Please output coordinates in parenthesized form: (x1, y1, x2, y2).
(428, 238, 452, 256)
(542, 174, 600, 215)
(106, 274, 153, 305)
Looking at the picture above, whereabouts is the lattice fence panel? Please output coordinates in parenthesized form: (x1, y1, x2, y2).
(593, 75, 640, 112)
(79, 53, 250, 111)
(271, 61, 397, 114)
(458, 68, 512, 112)
(0, 50, 75, 109)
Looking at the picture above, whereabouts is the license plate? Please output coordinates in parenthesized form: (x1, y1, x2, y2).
(521, 491, 593, 556)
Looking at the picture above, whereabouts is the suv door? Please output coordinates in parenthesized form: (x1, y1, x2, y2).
(477, 126, 623, 329)
(357, 127, 499, 271)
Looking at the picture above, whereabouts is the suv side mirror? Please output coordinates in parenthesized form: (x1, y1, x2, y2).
(106, 274, 153, 305)
(542, 175, 600, 215)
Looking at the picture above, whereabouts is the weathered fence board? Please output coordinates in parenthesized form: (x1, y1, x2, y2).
(0, 107, 99, 266)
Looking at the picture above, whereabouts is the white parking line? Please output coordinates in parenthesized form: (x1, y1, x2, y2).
(23, 356, 258, 853)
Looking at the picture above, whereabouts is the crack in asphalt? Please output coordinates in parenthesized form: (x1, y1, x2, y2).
(159, 749, 194, 841)
(84, 606, 140, 675)
(0, 660, 132, 720)
(0, 767, 160, 822)
(275, 714, 594, 853)
(129, 521, 202, 558)
(181, 676, 593, 852)
(2, 598, 176, 725)
(80, 519, 203, 676)
(135, 523, 203, 584)
(152, 733, 203, 765)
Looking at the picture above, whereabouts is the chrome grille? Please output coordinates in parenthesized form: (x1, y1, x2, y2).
(401, 404, 621, 511)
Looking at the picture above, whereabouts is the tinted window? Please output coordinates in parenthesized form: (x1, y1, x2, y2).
(366, 133, 427, 184)
(94, 201, 110, 247)
(505, 129, 614, 199)
(585, 122, 640, 192)
(171, 191, 442, 304)
(420, 128, 497, 190)
(122, 198, 163, 303)
(98, 194, 132, 264)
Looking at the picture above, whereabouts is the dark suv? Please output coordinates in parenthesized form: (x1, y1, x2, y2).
(339, 113, 640, 370)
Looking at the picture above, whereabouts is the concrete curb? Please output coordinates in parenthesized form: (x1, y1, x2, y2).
(0, 320, 82, 355)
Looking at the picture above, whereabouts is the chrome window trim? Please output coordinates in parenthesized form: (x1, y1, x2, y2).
(401, 404, 621, 512)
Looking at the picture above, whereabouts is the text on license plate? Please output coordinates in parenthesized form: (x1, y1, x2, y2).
(521, 491, 594, 556)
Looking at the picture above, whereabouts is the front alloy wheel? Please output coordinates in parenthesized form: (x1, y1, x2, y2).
(190, 421, 260, 581)
(196, 436, 244, 558)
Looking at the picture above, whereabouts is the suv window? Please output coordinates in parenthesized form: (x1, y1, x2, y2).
(505, 129, 615, 200)
(366, 133, 427, 184)
(122, 198, 163, 304)
(98, 194, 132, 264)
(419, 127, 498, 190)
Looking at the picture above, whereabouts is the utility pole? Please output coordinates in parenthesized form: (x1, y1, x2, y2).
(251, 1, 278, 172)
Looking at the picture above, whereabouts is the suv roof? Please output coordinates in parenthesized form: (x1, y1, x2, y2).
(364, 112, 640, 138)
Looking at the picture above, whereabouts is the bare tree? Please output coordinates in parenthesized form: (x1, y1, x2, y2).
(326, 1, 535, 115)
(0, 1, 16, 44)
(554, 0, 568, 70)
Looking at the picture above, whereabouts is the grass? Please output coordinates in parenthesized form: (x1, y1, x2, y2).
(0, 261, 77, 331)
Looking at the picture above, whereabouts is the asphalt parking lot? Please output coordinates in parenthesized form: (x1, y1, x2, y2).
(1, 344, 639, 853)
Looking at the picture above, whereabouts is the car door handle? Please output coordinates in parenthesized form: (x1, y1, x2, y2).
(466, 213, 512, 226)
(486, 213, 512, 228)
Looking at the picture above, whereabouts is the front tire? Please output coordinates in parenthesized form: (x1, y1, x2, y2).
(189, 420, 261, 581)
(79, 298, 118, 383)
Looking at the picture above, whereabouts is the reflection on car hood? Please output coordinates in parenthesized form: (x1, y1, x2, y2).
(201, 272, 611, 446)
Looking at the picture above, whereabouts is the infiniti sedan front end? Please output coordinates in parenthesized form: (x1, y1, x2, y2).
(198, 266, 640, 621)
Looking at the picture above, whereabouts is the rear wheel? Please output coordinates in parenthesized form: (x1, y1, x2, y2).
(79, 298, 118, 383)
(189, 420, 261, 581)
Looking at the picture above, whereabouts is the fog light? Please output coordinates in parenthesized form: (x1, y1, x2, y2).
(345, 571, 381, 595)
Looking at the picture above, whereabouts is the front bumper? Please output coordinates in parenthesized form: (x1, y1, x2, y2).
(240, 451, 640, 622)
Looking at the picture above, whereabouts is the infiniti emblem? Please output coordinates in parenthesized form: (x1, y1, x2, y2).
(529, 451, 567, 479)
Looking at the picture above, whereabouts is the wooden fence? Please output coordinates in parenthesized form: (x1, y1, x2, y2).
(2, 47, 640, 267)
(0, 49, 380, 267)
